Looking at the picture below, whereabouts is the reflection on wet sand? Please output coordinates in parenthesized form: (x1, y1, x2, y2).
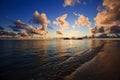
(67, 40, 120, 80)
(98, 41, 120, 80)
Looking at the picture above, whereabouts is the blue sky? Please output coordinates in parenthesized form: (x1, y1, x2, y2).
(0, 0, 103, 37)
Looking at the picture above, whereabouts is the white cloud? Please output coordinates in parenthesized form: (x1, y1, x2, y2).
(74, 13, 91, 27)
(53, 14, 69, 31)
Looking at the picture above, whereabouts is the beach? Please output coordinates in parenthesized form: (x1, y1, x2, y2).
(65, 40, 120, 80)
(0, 39, 120, 80)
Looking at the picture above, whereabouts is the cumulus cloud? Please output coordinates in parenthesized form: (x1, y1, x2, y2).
(63, 0, 80, 7)
(18, 30, 29, 37)
(1, 11, 51, 38)
(26, 25, 48, 35)
(74, 13, 91, 27)
(92, 0, 120, 37)
(8, 11, 50, 36)
(94, 0, 120, 27)
(31, 11, 50, 32)
(53, 14, 69, 34)
(29, 11, 50, 35)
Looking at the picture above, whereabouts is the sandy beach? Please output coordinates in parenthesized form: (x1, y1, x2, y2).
(65, 40, 120, 80)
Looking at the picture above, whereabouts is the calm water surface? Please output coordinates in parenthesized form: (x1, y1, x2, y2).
(0, 40, 108, 80)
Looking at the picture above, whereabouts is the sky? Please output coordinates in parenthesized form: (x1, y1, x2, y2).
(1, 0, 117, 38)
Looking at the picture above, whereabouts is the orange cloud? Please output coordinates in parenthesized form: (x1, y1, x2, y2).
(53, 14, 69, 31)
(63, 0, 80, 7)
(74, 13, 91, 27)
(94, 0, 120, 27)
(31, 11, 50, 32)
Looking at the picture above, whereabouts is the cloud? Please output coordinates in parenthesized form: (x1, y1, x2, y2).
(94, 0, 120, 27)
(53, 14, 69, 34)
(89, 27, 97, 36)
(26, 25, 48, 35)
(31, 11, 50, 32)
(13, 20, 28, 29)
(8, 19, 27, 32)
(89, 26, 120, 36)
(9, 19, 28, 32)
(8, 11, 50, 36)
(0, 26, 4, 30)
(0, 26, 17, 36)
(97, 27, 104, 33)
(32, 11, 50, 25)
(18, 30, 29, 37)
(0, 30, 16, 36)
(93, 0, 120, 37)
(89, 26, 104, 35)
(28, 11, 50, 35)
(9, 25, 21, 32)
(63, 0, 80, 7)
(107, 26, 120, 34)
(74, 13, 91, 27)
(1, 11, 51, 37)
(56, 31, 63, 35)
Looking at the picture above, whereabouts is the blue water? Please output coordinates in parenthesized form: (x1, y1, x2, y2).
(0, 39, 104, 80)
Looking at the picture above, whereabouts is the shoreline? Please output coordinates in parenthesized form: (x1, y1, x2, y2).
(0, 38, 120, 40)
(66, 40, 120, 80)
(89, 38, 120, 40)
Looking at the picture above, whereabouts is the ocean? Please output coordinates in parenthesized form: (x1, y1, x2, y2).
(0, 39, 120, 80)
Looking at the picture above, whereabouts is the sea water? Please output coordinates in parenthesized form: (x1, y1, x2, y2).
(0, 39, 104, 80)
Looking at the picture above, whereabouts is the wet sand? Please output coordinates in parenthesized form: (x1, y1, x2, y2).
(65, 40, 120, 80)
